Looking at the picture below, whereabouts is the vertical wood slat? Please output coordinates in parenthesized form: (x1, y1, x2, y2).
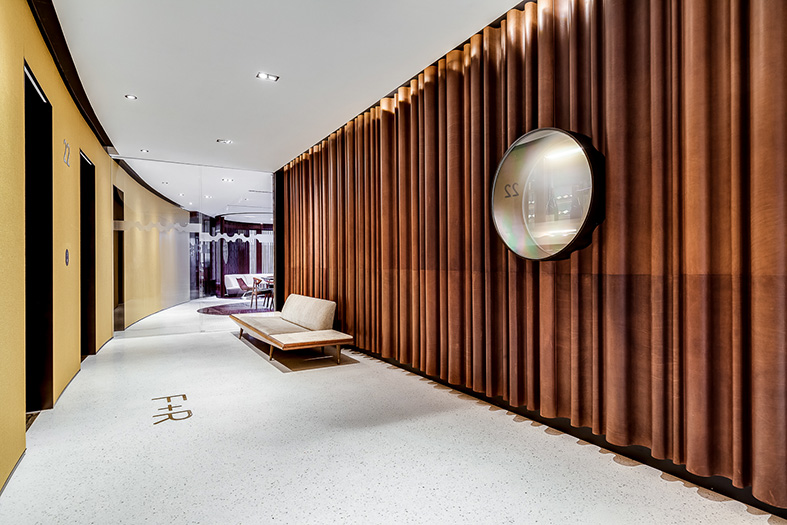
(446, 50, 464, 385)
(437, 58, 449, 380)
(423, 66, 440, 377)
(336, 129, 346, 332)
(648, 0, 670, 461)
(409, 79, 422, 370)
(467, 34, 486, 393)
(380, 98, 398, 359)
(327, 134, 338, 305)
(462, 43, 474, 388)
(357, 115, 368, 350)
(483, 25, 508, 400)
(668, 0, 684, 464)
(728, 0, 749, 489)
(537, 0, 558, 420)
(505, 8, 526, 408)
(417, 73, 428, 372)
(749, 0, 787, 507)
(397, 87, 413, 364)
(523, 1, 540, 413)
(364, 112, 371, 351)
(372, 107, 381, 354)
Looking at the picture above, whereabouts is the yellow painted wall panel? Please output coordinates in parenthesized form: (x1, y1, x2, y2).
(0, 0, 29, 488)
(95, 154, 114, 351)
(21, 15, 108, 402)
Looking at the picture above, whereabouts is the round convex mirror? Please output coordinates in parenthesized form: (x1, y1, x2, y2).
(491, 128, 603, 261)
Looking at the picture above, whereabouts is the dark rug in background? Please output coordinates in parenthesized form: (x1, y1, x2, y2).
(197, 303, 273, 316)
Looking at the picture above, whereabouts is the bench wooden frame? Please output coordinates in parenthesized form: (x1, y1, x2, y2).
(231, 314, 353, 364)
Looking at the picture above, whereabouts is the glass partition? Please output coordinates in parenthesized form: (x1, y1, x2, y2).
(118, 157, 273, 332)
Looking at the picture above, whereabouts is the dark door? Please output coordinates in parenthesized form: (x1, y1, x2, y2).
(113, 186, 125, 331)
(24, 64, 54, 412)
(80, 153, 96, 355)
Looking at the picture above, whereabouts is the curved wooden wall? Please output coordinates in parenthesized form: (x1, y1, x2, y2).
(282, 0, 787, 509)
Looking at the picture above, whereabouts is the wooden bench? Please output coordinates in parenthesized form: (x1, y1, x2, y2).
(230, 294, 352, 364)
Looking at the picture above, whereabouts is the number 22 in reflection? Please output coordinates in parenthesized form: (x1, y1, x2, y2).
(504, 183, 519, 198)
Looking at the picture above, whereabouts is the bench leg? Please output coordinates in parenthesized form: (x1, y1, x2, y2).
(238, 328, 243, 339)
(336, 345, 341, 364)
(269, 346, 274, 361)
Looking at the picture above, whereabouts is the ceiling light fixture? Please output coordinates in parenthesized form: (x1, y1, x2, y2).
(216, 138, 233, 144)
(221, 178, 234, 182)
(179, 193, 185, 196)
(162, 181, 169, 185)
(256, 72, 279, 82)
(140, 149, 149, 153)
(204, 195, 213, 199)
(125, 94, 137, 100)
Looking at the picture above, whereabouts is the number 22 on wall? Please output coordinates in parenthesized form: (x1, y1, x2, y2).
(504, 183, 519, 198)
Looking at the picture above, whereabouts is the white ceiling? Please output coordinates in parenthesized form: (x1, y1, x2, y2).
(125, 158, 273, 221)
(51, 0, 520, 219)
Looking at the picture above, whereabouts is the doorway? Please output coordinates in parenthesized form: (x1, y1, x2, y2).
(80, 153, 96, 356)
(113, 186, 125, 331)
(24, 64, 54, 413)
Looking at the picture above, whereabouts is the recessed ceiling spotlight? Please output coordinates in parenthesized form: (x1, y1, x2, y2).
(179, 193, 185, 196)
(188, 202, 193, 205)
(204, 195, 213, 199)
(125, 94, 137, 100)
(221, 178, 234, 182)
(256, 72, 279, 82)
(140, 149, 149, 153)
(216, 139, 233, 144)
(162, 181, 169, 185)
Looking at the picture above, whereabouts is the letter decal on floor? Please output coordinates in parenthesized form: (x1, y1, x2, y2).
(151, 394, 192, 425)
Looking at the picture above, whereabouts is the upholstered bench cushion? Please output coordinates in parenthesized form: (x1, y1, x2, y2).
(280, 294, 336, 331)
(264, 330, 354, 350)
(232, 312, 308, 336)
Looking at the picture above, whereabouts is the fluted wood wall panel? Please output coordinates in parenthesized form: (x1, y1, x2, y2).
(282, 0, 787, 509)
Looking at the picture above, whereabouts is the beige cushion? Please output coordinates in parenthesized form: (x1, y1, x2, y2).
(269, 329, 353, 349)
(232, 313, 308, 335)
(280, 294, 336, 331)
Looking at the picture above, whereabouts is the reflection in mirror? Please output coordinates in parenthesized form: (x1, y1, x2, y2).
(492, 128, 601, 260)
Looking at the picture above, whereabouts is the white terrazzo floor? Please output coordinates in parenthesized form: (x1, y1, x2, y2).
(0, 298, 780, 524)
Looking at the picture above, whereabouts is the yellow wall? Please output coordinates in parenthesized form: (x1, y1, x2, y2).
(0, 0, 28, 489)
(0, 0, 190, 490)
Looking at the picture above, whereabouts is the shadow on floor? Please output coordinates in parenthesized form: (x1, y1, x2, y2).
(238, 332, 359, 373)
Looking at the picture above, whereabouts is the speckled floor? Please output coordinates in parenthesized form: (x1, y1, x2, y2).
(0, 298, 782, 524)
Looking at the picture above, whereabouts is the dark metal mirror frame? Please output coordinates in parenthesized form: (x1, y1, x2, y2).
(491, 127, 605, 261)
